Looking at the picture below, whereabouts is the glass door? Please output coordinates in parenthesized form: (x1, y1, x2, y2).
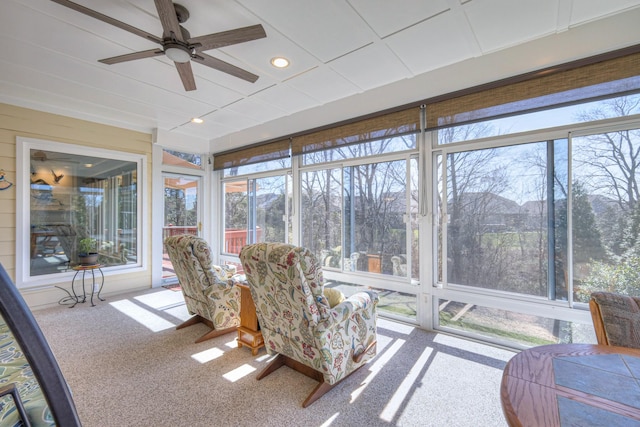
(162, 174, 201, 283)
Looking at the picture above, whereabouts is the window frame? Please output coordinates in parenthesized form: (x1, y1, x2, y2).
(430, 110, 640, 347)
(16, 137, 147, 288)
(218, 168, 291, 259)
(298, 149, 420, 292)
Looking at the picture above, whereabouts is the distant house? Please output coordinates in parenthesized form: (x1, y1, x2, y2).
(450, 191, 619, 233)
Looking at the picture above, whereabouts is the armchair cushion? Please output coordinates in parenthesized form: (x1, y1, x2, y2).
(323, 288, 346, 308)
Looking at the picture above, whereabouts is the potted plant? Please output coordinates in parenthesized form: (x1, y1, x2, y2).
(78, 237, 98, 265)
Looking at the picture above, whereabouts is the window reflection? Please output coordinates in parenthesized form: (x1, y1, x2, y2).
(29, 149, 138, 276)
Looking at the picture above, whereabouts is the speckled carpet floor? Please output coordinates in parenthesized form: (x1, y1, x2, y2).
(33, 287, 514, 427)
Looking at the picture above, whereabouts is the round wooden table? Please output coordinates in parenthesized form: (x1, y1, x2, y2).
(501, 343, 640, 426)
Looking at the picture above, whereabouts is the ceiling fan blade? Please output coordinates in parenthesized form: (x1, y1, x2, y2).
(154, 0, 184, 41)
(99, 49, 165, 65)
(192, 53, 259, 83)
(50, 0, 162, 44)
(190, 24, 266, 51)
(175, 62, 196, 91)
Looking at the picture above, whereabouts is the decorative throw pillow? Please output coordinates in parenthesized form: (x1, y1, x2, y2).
(323, 288, 346, 308)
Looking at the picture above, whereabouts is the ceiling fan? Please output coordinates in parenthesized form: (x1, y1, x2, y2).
(50, 0, 267, 91)
(32, 150, 69, 162)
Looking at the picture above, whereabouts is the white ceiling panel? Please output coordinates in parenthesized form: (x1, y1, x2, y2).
(0, 0, 639, 152)
(253, 83, 319, 114)
(1, 1, 137, 62)
(569, 0, 640, 25)
(0, 58, 171, 122)
(36, 0, 162, 51)
(224, 97, 288, 125)
(384, 10, 477, 75)
(200, 108, 260, 131)
(348, 0, 450, 38)
(0, 37, 223, 123)
(217, 27, 320, 82)
(186, 117, 237, 140)
(286, 66, 360, 104)
(0, 79, 157, 132)
(162, 115, 236, 141)
(160, 0, 260, 36)
(329, 42, 412, 91)
(237, 0, 375, 62)
(464, 0, 559, 53)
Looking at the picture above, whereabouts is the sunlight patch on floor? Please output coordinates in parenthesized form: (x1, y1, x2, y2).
(377, 318, 416, 335)
(134, 289, 185, 310)
(351, 338, 405, 402)
(223, 364, 256, 382)
(380, 346, 433, 422)
(224, 339, 240, 349)
(433, 333, 514, 362)
(256, 353, 273, 363)
(191, 347, 225, 363)
(129, 289, 191, 323)
(319, 413, 340, 426)
(163, 305, 191, 322)
(109, 299, 176, 332)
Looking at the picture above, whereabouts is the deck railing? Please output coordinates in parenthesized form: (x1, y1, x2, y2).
(224, 228, 262, 254)
(162, 227, 261, 255)
(162, 226, 198, 241)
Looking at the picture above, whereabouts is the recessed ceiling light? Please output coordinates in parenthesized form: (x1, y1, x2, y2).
(271, 57, 290, 68)
(191, 117, 204, 124)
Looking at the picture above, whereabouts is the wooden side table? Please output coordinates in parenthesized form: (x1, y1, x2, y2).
(236, 283, 264, 355)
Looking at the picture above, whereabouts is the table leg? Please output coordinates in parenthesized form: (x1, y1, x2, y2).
(80, 271, 88, 304)
(89, 269, 96, 307)
(70, 270, 81, 308)
(96, 268, 105, 302)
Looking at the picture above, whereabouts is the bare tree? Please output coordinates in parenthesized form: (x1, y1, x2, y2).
(573, 95, 640, 256)
(300, 167, 342, 257)
(574, 96, 640, 211)
(447, 149, 510, 286)
(300, 133, 415, 272)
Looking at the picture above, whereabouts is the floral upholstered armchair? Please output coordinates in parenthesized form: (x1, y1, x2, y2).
(164, 235, 240, 343)
(239, 242, 379, 407)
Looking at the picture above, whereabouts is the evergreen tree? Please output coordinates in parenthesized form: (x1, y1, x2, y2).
(570, 182, 606, 263)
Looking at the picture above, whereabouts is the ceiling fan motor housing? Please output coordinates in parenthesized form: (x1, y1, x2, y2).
(173, 3, 189, 23)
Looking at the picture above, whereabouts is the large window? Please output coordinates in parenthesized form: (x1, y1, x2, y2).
(571, 123, 640, 302)
(435, 93, 640, 346)
(438, 140, 568, 298)
(299, 138, 420, 322)
(300, 140, 419, 280)
(19, 139, 143, 285)
(214, 49, 640, 348)
(300, 167, 343, 266)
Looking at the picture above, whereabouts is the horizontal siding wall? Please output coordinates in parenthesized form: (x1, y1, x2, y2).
(0, 103, 153, 308)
